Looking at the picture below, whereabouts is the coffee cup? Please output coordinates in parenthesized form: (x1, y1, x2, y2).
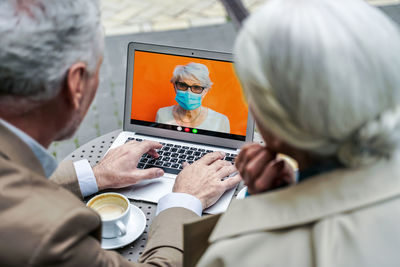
(87, 192, 131, 239)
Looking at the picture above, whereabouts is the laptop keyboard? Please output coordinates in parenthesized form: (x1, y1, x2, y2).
(125, 137, 237, 175)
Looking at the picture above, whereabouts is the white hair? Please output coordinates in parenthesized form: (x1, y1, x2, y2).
(234, 0, 400, 167)
(0, 0, 103, 106)
(171, 63, 213, 89)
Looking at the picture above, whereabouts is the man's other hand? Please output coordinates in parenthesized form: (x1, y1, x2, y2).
(236, 143, 295, 195)
(93, 140, 164, 191)
(173, 152, 241, 209)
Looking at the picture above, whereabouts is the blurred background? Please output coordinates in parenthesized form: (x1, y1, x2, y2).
(49, 0, 400, 161)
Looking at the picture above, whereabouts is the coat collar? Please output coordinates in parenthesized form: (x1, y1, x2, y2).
(209, 156, 400, 242)
(0, 121, 45, 177)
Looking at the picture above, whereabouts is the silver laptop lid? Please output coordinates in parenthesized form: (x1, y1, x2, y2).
(123, 42, 254, 149)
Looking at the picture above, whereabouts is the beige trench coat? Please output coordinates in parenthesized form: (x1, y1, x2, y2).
(184, 156, 400, 267)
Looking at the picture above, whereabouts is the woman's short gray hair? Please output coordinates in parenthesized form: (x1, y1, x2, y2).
(0, 0, 103, 103)
(234, 0, 400, 167)
(171, 63, 213, 89)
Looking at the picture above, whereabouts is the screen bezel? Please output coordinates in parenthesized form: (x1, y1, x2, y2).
(123, 42, 254, 149)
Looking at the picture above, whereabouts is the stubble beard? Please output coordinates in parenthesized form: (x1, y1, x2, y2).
(54, 111, 83, 141)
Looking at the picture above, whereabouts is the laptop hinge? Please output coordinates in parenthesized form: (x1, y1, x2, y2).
(133, 133, 238, 151)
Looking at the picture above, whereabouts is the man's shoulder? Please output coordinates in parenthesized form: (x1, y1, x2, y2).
(0, 157, 100, 265)
(0, 155, 96, 223)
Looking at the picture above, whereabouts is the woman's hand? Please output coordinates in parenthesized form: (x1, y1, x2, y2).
(236, 143, 296, 194)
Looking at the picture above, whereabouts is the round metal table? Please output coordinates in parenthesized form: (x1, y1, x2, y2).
(63, 129, 262, 261)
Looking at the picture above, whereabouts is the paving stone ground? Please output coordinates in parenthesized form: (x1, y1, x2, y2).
(100, 0, 264, 35)
(100, 0, 400, 36)
(50, 1, 400, 161)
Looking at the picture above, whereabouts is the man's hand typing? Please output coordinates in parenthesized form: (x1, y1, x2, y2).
(93, 140, 164, 191)
(173, 152, 241, 209)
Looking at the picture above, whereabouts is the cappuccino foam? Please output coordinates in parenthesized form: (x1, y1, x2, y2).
(97, 203, 125, 220)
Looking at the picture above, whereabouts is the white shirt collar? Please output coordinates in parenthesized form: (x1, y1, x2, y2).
(0, 119, 57, 178)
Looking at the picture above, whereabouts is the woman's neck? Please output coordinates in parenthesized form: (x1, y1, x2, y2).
(174, 106, 206, 126)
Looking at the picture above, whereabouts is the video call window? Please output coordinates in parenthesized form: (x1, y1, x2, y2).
(130, 50, 248, 140)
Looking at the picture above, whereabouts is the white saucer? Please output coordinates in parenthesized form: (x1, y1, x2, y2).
(236, 186, 248, 199)
(101, 204, 146, 250)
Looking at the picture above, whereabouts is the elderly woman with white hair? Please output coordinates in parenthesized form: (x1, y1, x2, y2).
(155, 62, 230, 133)
(190, 0, 400, 266)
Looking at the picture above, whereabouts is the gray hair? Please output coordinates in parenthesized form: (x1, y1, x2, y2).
(234, 0, 400, 167)
(0, 0, 103, 105)
(171, 63, 213, 89)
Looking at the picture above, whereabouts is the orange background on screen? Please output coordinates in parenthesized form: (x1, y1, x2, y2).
(130, 51, 248, 136)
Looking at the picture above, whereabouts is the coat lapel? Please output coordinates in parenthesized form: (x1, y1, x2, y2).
(184, 214, 221, 267)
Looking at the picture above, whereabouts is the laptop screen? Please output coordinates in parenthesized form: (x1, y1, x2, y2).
(129, 49, 249, 142)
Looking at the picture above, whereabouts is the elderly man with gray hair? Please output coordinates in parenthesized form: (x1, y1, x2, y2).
(0, 0, 240, 266)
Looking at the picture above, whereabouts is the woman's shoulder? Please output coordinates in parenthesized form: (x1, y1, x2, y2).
(206, 108, 229, 123)
(157, 105, 175, 113)
(206, 108, 228, 119)
(156, 105, 176, 122)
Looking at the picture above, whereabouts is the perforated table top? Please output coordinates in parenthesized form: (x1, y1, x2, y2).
(63, 130, 262, 261)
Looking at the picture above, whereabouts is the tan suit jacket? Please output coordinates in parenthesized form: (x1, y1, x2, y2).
(0, 123, 198, 266)
(184, 156, 400, 267)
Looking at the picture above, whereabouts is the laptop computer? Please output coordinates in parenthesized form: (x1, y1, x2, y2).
(108, 42, 254, 214)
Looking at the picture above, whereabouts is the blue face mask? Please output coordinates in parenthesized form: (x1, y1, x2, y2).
(175, 90, 202, 110)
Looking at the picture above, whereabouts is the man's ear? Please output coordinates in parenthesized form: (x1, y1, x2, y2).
(65, 62, 88, 110)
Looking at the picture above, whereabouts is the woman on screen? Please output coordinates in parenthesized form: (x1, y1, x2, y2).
(155, 63, 230, 133)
